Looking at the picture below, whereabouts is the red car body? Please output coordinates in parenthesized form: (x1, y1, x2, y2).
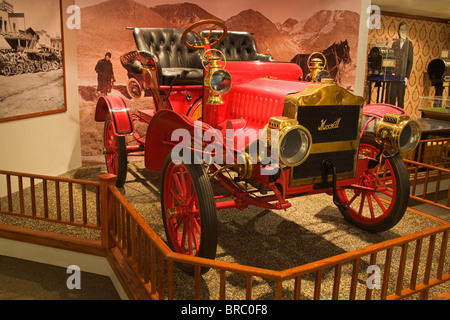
(94, 21, 420, 270)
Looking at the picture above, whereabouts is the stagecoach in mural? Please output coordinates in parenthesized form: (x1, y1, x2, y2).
(94, 20, 420, 273)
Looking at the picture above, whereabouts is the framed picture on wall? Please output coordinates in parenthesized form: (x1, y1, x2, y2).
(0, 0, 66, 123)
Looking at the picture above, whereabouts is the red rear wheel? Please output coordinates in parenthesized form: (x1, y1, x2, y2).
(336, 135, 410, 232)
(161, 154, 217, 273)
(104, 114, 128, 187)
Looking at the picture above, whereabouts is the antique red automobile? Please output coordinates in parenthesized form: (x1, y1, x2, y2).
(95, 20, 420, 272)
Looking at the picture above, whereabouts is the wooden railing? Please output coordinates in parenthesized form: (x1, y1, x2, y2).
(0, 170, 101, 230)
(0, 170, 449, 300)
(103, 174, 450, 300)
(402, 137, 450, 209)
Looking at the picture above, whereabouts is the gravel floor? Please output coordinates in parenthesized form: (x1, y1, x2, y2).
(0, 161, 449, 300)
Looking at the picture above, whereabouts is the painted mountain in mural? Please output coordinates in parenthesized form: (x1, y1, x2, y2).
(279, 10, 360, 58)
(225, 9, 301, 62)
(76, 0, 174, 85)
(77, 0, 359, 85)
(278, 10, 360, 91)
(151, 4, 300, 62)
(152, 2, 222, 29)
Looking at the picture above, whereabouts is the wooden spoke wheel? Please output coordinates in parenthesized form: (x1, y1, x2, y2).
(336, 135, 410, 232)
(103, 114, 128, 187)
(161, 153, 217, 274)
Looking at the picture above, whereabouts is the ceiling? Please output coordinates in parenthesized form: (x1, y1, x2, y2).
(372, 0, 450, 20)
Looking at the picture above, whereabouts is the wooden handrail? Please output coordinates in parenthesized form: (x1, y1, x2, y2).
(106, 170, 449, 300)
(0, 170, 101, 229)
(0, 169, 100, 187)
(1, 169, 448, 300)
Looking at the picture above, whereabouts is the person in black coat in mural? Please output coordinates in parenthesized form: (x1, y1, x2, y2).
(95, 52, 115, 96)
(386, 22, 414, 108)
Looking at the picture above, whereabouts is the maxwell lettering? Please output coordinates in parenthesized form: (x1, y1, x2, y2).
(318, 118, 341, 131)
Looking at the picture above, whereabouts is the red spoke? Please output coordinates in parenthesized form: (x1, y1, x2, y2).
(186, 176, 193, 203)
(173, 217, 183, 232)
(372, 192, 387, 213)
(358, 193, 366, 216)
(192, 216, 201, 234)
(179, 167, 187, 198)
(366, 194, 376, 219)
(186, 221, 194, 255)
(172, 172, 183, 198)
(181, 222, 188, 251)
(191, 228, 199, 253)
(347, 192, 359, 206)
(188, 192, 198, 210)
(170, 188, 182, 203)
(380, 189, 394, 198)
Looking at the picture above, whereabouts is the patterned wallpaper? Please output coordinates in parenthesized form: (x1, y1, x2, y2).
(366, 14, 450, 117)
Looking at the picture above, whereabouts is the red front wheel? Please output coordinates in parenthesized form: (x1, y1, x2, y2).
(336, 135, 410, 232)
(104, 114, 128, 187)
(161, 153, 217, 274)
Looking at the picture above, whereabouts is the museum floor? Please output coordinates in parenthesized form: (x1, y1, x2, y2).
(0, 162, 449, 300)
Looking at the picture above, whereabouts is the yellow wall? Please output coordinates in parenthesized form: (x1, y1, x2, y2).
(367, 14, 450, 116)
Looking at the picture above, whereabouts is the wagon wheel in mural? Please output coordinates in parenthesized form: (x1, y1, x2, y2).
(127, 77, 145, 99)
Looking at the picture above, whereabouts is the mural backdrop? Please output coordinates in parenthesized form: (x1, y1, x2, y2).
(75, 0, 362, 165)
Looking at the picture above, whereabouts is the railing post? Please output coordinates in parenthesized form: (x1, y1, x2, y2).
(99, 174, 117, 249)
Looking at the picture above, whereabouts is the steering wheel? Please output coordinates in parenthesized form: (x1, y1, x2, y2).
(182, 19, 228, 50)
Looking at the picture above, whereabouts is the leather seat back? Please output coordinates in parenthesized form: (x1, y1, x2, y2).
(132, 28, 273, 85)
(133, 28, 203, 69)
(204, 31, 273, 62)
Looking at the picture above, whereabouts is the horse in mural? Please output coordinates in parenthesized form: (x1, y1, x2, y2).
(291, 40, 351, 83)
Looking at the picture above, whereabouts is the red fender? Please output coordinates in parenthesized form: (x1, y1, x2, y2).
(144, 109, 215, 171)
(361, 103, 409, 138)
(94, 96, 134, 135)
(363, 103, 406, 119)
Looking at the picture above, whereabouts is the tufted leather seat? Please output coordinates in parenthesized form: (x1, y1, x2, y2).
(133, 28, 204, 85)
(201, 31, 273, 62)
(133, 28, 273, 86)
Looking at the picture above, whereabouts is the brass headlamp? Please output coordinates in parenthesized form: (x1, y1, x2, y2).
(375, 113, 421, 153)
(237, 116, 312, 179)
(203, 49, 232, 105)
(267, 117, 312, 167)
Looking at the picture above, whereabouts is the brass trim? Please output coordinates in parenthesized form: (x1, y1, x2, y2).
(310, 140, 359, 154)
(282, 84, 364, 187)
(283, 84, 365, 119)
